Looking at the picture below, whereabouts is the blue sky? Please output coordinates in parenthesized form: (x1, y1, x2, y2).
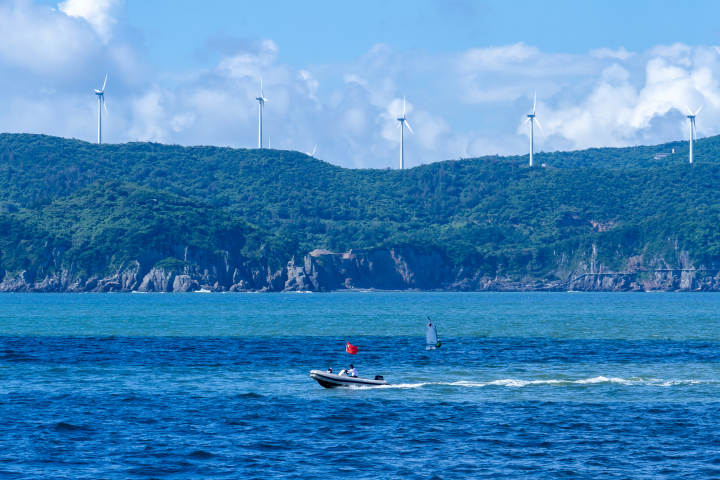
(6, 1, 720, 168)
(123, 1, 716, 69)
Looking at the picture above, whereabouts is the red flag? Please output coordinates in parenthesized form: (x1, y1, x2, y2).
(346, 342, 358, 355)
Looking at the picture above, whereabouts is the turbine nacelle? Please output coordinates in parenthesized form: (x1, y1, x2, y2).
(94, 73, 108, 145)
(396, 96, 414, 169)
(256, 78, 267, 105)
(95, 73, 108, 96)
(397, 116, 414, 134)
(396, 97, 414, 134)
(685, 104, 701, 164)
(256, 78, 267, 148)
(526, 92, 542, 167)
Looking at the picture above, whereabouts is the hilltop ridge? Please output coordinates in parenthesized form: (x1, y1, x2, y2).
(1, 132, 720, 292)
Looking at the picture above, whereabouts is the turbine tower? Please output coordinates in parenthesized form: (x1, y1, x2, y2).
(686, 105, 702, 164)
(94, 74, 108, 144)
(396, 97, 413, 169)
(525, 93, 542, 167)
(256, 79, 267, 148)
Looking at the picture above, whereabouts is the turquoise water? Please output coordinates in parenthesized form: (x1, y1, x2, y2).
(1, 292, 720, 478)
(1, 292, 717, 338)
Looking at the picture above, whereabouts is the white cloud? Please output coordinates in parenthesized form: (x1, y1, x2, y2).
(532, 45, 720, 149)
(58, 0, 122, 43)
(413, 111, 450, 150)
(590, 47, 635, 61)
(342, 108, 367, 136)
(0, 0, 98, 74)
(457, 43, 598, 105)
(298, 69, 319, 101)
(218, 39, 279, 80)
(128, 90, 170, 142)
(171, 112, 196, 133)
(460, 43, 540, 71)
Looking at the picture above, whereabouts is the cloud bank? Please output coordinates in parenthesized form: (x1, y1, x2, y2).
(0, 0, 719, 168)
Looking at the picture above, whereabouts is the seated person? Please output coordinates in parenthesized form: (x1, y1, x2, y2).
(347, 364, 358, 377)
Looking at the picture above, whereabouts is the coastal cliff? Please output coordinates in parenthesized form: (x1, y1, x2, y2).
(2, 133, 720, 292)
(2, 245, 720, 292)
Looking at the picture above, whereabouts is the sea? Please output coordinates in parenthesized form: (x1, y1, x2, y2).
(1, 292, 719, 479)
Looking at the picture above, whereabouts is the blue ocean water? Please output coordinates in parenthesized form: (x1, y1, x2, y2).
(1, 292, 720, 478)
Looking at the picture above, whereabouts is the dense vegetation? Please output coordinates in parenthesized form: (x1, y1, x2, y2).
(1, 133, 719, 281)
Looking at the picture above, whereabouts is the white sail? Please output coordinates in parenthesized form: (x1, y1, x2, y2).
(426, 321, 438, 350)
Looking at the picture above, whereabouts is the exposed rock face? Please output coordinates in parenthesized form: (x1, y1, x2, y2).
(138, 268, 176, 292)
(283, 248, 452, 291)
(2, 244, 720, 292)
(172, 275, 198, 293)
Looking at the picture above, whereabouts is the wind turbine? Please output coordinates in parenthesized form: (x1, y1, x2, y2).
(305, 144, 318, 157)
(256, 79, 267, 148)
(525, 92, 542, 167)
(94, 74, 108, 144)
(396, 97, 413, 169)
(686, 105, 702, 164)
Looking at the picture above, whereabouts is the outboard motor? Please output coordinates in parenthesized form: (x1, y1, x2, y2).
(374, 375, 384, 381)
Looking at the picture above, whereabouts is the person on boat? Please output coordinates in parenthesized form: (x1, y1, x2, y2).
(327, 367, 333, 373)
(347, 364, 358, 377)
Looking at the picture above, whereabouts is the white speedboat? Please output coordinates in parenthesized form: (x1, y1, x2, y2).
(309, 370, 387, 388)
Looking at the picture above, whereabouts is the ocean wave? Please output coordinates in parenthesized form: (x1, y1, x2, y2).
(362, 376, 714, 389)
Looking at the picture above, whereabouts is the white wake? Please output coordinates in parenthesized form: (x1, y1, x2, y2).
(361, 376, 711, 389)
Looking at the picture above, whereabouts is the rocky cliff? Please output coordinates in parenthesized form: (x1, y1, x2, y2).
(2, 244, 720, 292)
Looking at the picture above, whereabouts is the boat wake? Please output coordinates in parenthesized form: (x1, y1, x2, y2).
(361, 376, 711, 389)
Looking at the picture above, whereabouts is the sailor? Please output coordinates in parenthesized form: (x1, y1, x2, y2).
(327, 367, 333, 373)
(347, 364, 358, 377)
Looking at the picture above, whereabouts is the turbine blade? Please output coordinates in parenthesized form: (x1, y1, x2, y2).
(532, 92, 536, 115)
(103, 98, 108, 113)
(403, 96, 406, 115)
(525, 116, 530, 124)
(311, 145, 317, 156)
(695, 104, 704, 116)
(405, 119, 414, 134)
(102, 73, 107, 92)
(685, 104, 693, 115)
(535, 117, 544, 132)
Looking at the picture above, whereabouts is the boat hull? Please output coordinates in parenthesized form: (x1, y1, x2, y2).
(309, 370, 387, 388)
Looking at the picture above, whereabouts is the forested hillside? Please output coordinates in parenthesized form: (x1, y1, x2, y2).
(1, 133, 719, 291)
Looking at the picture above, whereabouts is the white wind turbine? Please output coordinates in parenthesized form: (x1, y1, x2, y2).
(686, 105, 702, 164)
(305, 145, 318, 157)
(94, 74, 108, 144)
(256, 79, 267, 148)
(525, 92, 542, 167)
(396, 97, 413, 169)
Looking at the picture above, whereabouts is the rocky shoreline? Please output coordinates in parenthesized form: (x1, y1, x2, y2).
(2, 246, 720, 293)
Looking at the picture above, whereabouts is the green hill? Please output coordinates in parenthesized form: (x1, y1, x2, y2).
(1, 132, 719, 291)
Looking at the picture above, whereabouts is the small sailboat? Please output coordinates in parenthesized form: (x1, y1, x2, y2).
(426, 318, 441, 350)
